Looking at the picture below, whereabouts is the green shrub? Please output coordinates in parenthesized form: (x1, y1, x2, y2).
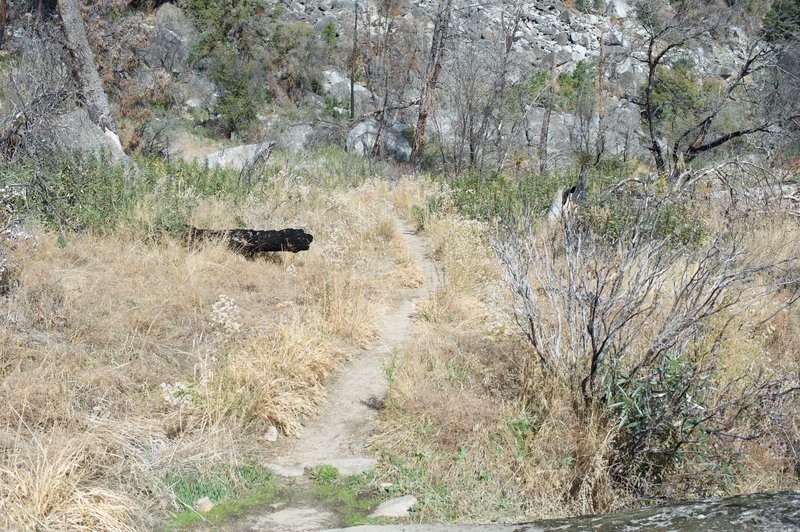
(16, 155, 133, 234)
(310, 464, 339, 485)
(164, 463, 272, 509)
(765, 0, 800, 43)
(602, 350, 723, 489)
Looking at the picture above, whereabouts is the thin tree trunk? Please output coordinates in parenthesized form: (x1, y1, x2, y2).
(411, 0, 452, 166)
(0, 0, 7, 49)
(594, 33, 606, 167)
(57, 0, 117, 134)
(539, 53, 557, 174)
(350, 0, 358, 119)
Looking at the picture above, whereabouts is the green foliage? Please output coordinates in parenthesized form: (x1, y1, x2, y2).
(164, 463, 276, 529)
(15, 155, 133, 234)
(6, 154, 244, 239)
(323, 95, 348, 119)
(447, 171, 573, 223)
(651, 59, 701, 125)
(165, 463, 273, 509)
(321, 20, 338, 49)
(183, 0, 321, 134)
(209, 46, 264, 136)
(521, 61, 596, 112)
(310, 464, 340, 485)
(765, 0, 800, 43)
(601, 350, 736, 492)
(310, 471, 389, 526)
(584, 187, 707, 246)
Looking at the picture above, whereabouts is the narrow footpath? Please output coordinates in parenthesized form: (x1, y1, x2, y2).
(213, 220, 438, 531)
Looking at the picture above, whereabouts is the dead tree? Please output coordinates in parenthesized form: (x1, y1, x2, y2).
(57, 0, 117, 135)
(538, 53, 558, 174)
(411, 0, 453, 166)
(633, 0, 799, 187)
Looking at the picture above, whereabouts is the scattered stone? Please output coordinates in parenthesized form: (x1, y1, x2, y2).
(264, 425, 279, 442)
(194, 496, 214, 513)
(368, 495, 418, 518)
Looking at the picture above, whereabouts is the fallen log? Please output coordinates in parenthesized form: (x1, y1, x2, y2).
(189, 227, 313, 255)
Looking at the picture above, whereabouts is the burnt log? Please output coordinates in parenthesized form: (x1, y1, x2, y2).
(190, 227, 313, 255)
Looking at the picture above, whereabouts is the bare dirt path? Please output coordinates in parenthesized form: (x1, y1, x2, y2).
(265, 220, 437, 477)
(209, 219, 438, 531)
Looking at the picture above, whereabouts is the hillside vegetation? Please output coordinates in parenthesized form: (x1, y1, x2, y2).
(0, 0, 798, 529)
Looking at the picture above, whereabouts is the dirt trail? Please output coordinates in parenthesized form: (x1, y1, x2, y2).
(211, 219, 437, 531)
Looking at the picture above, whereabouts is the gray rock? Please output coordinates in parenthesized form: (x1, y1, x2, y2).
(368, 495, 418, 518)
(264, 425, 279, 442)
(322, 70, 374, 115)
(255, 507, 337, 529)
(194, 496, 214, 513)
(139, 4, 197, 75)
(606, 0, 632, 18)
(346, 119, 411, 163)
(605, 29, 624, 46)
(203, 141, 274, 171)
(716, 64, 737, 79)
(554, 32, 570, 46)
(311, 457, 376, 476)
(280, 124, 316, 153)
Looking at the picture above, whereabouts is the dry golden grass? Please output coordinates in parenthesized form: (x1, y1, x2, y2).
(0, 165, 420, 528)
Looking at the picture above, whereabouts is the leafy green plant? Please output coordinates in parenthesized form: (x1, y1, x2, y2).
(601, 350, 719, 487)
(765, 0, 800, 43)
(321, 20, 338, 49)
(310, 464, 340, 485)
(164, 463, 273, 509)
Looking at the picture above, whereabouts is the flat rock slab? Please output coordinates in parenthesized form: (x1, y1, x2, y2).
(265, 457, 377, 478)
(369, 495, 417, 518)
(252, 507, 337, 531)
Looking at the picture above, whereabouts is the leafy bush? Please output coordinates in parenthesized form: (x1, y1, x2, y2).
(184, 0, 323, 135)
(165, 463, 272, 509)
(310, 464, 340, 485)
(765, 0, 800, 43)
(5, 154, 243, 238)
(209, 46, 264, 136)
(447, 171, 572, 222)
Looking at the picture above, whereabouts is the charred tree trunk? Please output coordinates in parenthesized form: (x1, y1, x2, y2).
(190, 227, 314, 255)
(57, 0, 117, 134)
